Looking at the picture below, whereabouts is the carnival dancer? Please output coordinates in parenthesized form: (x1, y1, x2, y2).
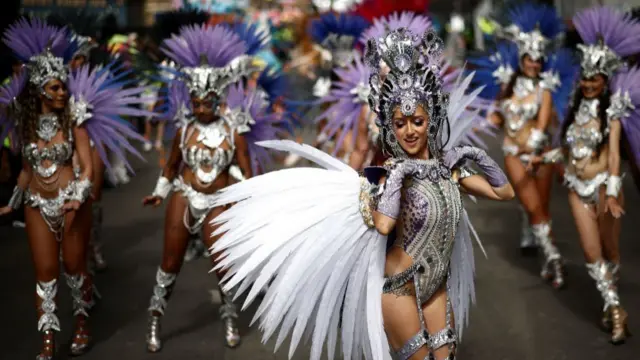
(209, 27, 514, 360)
(141, 24, 256, 352)
(468, 3, 576, 287)
(534, 6, 640, 344)
(0, 18, 150, 359)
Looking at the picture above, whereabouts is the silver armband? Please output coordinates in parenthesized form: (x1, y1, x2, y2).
(229, 165, 246, 182)
(606, 175, 622, 198)
(542, 148, 564, 164)
(458, 166, 477, 180)
(526, 129, 547, 151)
(8, 186, 24, 209)
(152, 176, 172, 199)
(71, 179, 93, 203)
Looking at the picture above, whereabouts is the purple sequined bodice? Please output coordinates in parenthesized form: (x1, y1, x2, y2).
(393, 159, 463, 303)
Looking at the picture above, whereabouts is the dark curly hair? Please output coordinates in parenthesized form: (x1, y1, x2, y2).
(16, 82, 73, 147)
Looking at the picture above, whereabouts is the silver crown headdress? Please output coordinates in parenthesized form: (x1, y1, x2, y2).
(499, 24, 550, 62)
(365, 27, 449, 158)
(27, 46, 68, 89)
(576, 36, 623, 78)
(181, 55, 258, 99)
(321, 33, 358, 67)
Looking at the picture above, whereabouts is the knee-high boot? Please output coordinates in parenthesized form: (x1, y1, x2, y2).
(533, 222, 565, 289)
(146, 268, 177, 352)
(586, 261, 629, 344)
(218, 282, 241, 348)
(36, 279, 60, 360)
(65, 273, 93, 356)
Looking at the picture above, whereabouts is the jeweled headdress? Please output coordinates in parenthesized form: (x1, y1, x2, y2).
(573, 6, 640, 78)
(161, 24, 249, 99)
(3, 18, 70, 89)
(495, 3, 564, 62)
(365, 27, 448, 157)
(310, 13, 370, 67)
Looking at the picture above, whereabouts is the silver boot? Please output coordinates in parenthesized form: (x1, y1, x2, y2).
(519, 206, 537, 254)
(587, 261, 629, 343)
(533, 222, 565, 289)
(66, 273, 92, 356)
(36, 279, 60, 360)
(90, 202, 107, 271)
(146, 268, 177, 353)
(219, 286, 241, 348)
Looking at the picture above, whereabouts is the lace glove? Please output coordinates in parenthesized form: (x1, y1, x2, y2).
(376, 161, 419, 219)
(443, 146, 509, 187)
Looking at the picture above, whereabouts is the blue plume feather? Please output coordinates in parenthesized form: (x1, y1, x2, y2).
(230, 22, 270, 56)
(505, 3, 564, 39)
(309, 13, 370, 45)
(467, 42, 519, 100)
(543, 48, 579, 123)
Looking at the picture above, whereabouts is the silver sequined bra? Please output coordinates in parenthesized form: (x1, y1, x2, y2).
(23, 141, 73, 178)
(181, 120, 235, 186)
(500, 77, 541, 136)
(565, 98, 604, 162)
(394, 160, 463, 303)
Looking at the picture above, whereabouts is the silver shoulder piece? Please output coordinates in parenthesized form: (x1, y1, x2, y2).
(492, 64, 514, 85)
(607, 90, 634, 122)
(69, 95, 93, 126)
(540, 71, 560, 92)
(225, 107, 254, 135)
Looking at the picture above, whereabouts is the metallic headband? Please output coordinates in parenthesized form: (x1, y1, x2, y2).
(499, 24, 550, 62)
(577, 37, 623, 78)
(27, 48, 68, 89)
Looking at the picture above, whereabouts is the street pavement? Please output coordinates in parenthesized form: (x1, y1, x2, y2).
(1, 140, 639, 360)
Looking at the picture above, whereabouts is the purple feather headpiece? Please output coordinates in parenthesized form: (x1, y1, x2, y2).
(360, 12, 431, 46)
(573, 6, 640, 78)
(161, 24, 250, 98)
(67, 63, 152, 172)
(609, 66, 640, 165)
(3, 17, 71, 89)
(315, 54, 371, 155)
(225, 83, 286, 174)
(0, 71, 27, 146)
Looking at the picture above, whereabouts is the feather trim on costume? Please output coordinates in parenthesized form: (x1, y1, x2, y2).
(67, 63, 152, 172)
(610, 66, 640, 165)
(3, 17, 70, 63)
(360, 12, 431, 46)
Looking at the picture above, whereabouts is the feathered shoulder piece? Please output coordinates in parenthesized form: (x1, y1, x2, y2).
(493, 2, 564, 61)
(161, 24, 250, 98)
(573, 6, 640, 78)
(67, 63, 152, 170)
(225, 83, 286, 174)
(359, 12, 431, 46)
(310, 12, 370, 67)
(608, 66, 640, 165)
(3, 17, 71, 88)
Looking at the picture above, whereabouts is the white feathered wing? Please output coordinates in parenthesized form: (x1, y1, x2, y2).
(209, 140, 390, 360)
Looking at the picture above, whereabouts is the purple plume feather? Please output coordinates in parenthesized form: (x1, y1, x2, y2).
(226, 83, 286, 174)
(360, 12, 431, 45)
(161, 24, 247, 68)
(3, 17, 70, 62)
(314, 54, 371, 156)
(610, 66, 640, 165)
(67, 63, 154, 173)
(573, 6, 640, 57)
(0, 71, 27, 148)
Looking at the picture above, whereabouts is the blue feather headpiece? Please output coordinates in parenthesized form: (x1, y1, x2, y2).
(229, 22, 270, 56)
(496, 3, 564, 61)
(310, 13, 370, 67)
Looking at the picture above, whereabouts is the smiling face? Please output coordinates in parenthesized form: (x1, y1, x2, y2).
(392, 104, 430, 159)
(580, 74, 607, 99)
(521, 54, 542, 78)
(191, 93, 220, 124)
(40, 79, 68, 112)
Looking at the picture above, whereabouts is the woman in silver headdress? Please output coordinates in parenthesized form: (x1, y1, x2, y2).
(0, 18, 148, 359)
(208, 27, 514, 360)
(470, 4, 576, 288)
(535, 6, 640, 344)
(141, 24, 254, 352)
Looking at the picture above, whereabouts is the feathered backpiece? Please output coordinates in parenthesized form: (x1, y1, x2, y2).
(494, 3, 564, 62)
(609, 66, 640, 164)
(3, 17, 70, 88)
(573, 6, 640, 78)
(229, 21, 270, 56)
(359, 12, 431, 46)
(310, 12, 370, 67)
(256, 65, 288, 103)
(67, 63, 152, 171)
(161, 24, 250, 98)
(0, 71, 27, 144)
(315, 53, 371, 155)
(225, 83, 286, 174)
